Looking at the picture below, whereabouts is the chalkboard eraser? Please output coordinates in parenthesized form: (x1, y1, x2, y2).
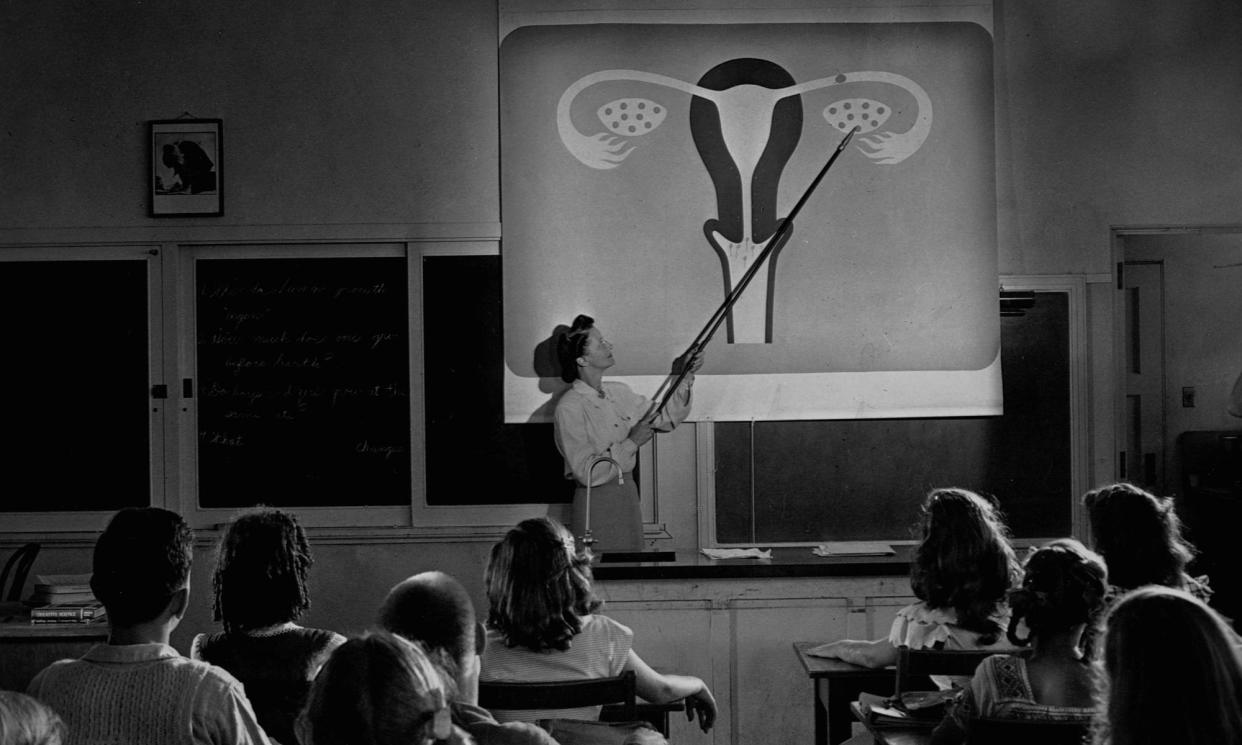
(811, 541, 895, 557)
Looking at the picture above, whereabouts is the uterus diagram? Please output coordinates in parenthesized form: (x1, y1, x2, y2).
(556, 59, 932, 344)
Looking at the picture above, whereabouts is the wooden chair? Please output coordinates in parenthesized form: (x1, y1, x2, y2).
(969, 716, 1091, 745)
(0, 543, 39, 602)
(479, 671, 679, 737)
(480, 670, 637, 720)
(894, 645, 996, 694)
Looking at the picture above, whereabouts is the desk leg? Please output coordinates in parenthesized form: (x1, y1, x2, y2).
(814, 678, 829, 745)
(821, 673, 893, 745)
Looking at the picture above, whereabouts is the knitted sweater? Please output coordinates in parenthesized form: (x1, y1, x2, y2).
(27, 642, 270, 745)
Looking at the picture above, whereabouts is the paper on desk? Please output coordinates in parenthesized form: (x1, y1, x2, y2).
(811, 542, 895, 557)
(700, 548, 772, 560)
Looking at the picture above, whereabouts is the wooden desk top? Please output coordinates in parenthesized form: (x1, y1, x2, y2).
(593, 546, 913, 581)
(793, 641, 896, 679)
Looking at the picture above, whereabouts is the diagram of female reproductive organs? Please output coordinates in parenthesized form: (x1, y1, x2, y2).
(556, 61, 932, 344)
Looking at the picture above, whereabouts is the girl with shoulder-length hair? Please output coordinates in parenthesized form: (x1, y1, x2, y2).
(480, 517, 717, 732)
(1078, 482, 1211, 659)
(297, 631, 471, 745)
(192, 507, 345, 745)
(809, 488, 1022, 678)
(1095, 586, 1242, 745)
(1083, 482, 1203, 592)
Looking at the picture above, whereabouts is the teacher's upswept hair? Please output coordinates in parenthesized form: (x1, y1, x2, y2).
(556, 314, 595, 383)
(910, 488, 1020, 644)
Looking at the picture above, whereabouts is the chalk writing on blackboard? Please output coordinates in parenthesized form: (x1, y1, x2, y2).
(195, 257, 410, 508)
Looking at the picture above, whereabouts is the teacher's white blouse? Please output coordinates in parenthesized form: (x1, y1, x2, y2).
(553, 377, 692, 485)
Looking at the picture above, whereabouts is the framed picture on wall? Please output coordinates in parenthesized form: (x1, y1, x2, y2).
(149, 119, 223, 217)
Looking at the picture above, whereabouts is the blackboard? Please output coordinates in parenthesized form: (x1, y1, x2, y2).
(422, 255, 573, 505)
(715, 292, 1071, 543)
(195, 257, 411, 508)
(0, 260, 150, 511)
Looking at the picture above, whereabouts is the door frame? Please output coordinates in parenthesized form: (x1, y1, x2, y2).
(1110, 224, 1242, 493)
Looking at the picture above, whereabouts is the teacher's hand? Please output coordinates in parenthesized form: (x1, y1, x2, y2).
(627, 419, 655, 446)
(673, 349, 705, 375)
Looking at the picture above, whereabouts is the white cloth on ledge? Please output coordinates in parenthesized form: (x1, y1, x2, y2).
(700, 547, 772, 560)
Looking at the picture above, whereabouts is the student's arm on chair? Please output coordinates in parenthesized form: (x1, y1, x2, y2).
(625, 650, 717, 732)
(807, 638, 899, 669)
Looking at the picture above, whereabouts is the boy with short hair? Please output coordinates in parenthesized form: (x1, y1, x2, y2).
(28, 507, 270, 745)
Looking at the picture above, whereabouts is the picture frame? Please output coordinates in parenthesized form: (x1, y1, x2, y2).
(149, 119, 223, 217)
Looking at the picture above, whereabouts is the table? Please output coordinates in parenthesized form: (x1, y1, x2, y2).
(793, 641, 896, 745)
(0, 603, 108, 691)
(849, 701, 933, 745)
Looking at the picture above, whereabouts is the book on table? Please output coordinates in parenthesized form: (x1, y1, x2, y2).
(25, 573, 96, 607)
(857, 690, 955, 728)
(29, 600, 106, 623)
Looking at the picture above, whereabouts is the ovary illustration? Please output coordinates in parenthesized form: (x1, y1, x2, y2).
(556, 62, 932, 343)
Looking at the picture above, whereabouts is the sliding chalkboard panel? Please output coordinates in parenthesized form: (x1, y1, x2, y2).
(715, 292, 1070, 543)
(0, 260, 150, 511)
(422, 255, 572, 505)
(195, 257, 410, 508)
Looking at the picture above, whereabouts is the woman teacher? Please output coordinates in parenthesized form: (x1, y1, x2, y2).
(554, 314, 701, 552)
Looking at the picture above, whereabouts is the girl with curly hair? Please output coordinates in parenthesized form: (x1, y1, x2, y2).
(809, 488, 1022, 684)
(931, 539, 1108, 744)
(192, 507, 344, 745)
(479, 517, 716, 733)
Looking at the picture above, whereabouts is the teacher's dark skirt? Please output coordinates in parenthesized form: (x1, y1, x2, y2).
(572, 473, 642, 552)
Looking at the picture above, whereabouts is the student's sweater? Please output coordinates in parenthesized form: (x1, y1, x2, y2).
(27, 642, 270, 745)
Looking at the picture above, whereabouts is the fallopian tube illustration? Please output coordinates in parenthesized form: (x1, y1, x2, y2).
(556, 62, 932, 343)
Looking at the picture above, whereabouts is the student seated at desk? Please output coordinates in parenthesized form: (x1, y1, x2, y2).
(0, 690, 65, 745)
(1095, 586, 1242, 745)
(378, 570, 558, 745)
(479, 518, 716, 737)
(27, 508, 270, 745)
(810, 488, 1021, 688)
(295, 631, 472, 745)
(930, 539, 1107, 744)
(192, 508, 345, 745)
(1078, 482, 1213, 660)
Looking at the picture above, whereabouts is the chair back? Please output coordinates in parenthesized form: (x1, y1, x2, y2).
(969, 716, 1091, 745)
(0, 542, 40, 602)
(479, 670, 638, 721)
(894, 645, 995, 694)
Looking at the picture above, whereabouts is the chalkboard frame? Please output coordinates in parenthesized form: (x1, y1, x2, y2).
(696, 275, 1090, 547)
(177, 241, 578, 532)
(180, 242, 417, 529)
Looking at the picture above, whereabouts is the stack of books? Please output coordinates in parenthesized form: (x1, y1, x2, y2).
(30, 600, 106, 624)
(26, 574, 106, 625)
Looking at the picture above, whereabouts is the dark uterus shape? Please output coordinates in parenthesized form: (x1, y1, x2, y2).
(690, 58, 802, 344)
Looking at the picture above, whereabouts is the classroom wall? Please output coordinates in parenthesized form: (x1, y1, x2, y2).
(4, 0, 1242, 646)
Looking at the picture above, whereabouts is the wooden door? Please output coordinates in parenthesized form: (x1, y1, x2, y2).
(1123, 261, 1165, 491)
